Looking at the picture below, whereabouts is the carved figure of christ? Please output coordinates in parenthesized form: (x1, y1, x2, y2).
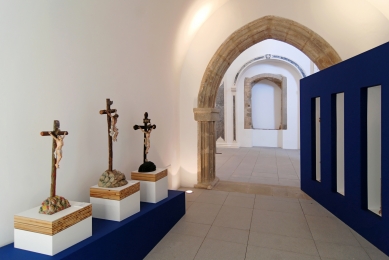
(99, 98, 119, 171)
(133, 112, 156, 163)
(40, 120, 68, 198)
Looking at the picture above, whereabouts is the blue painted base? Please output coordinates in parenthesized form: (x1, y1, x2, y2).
(0, 190, 185, 260)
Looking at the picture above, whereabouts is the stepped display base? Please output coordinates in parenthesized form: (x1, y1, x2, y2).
(90, 181, 140, 221)
(1, 190, 185, 260)
(131, 168, 168, 203)
(14, 201, 92, 256)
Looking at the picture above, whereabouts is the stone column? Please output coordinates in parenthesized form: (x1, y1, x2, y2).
(244, 78, 253, 129)
(193, 108, 220, 189)
(231, 88, 237, 142)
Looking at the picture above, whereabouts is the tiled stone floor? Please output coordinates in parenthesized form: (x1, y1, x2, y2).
(145, 182, 388, 260)
(216, 147, 300, 187)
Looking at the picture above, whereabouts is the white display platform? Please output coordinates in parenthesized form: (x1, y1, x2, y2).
(131, 168, 168, 203)
(90, 180, 140, 221)
(14, 201, 92, 256)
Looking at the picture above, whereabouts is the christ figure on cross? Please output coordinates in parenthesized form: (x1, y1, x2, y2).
(139, 127, 152, 156)
(49, 132, 66, 168)
(106, 109, 119, 142)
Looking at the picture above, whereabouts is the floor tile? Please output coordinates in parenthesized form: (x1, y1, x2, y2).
(213, 205, 253, 230)
(179, 188, 203, 202)
(250, 176, 279, 185)
(194, 238, 246, 260)
(300, 200, 334, 217)
(233, 169, 252, 176)
(350, 229, 376, 249)
(254, 196, 303, 213)
(315, 241, 370, 260)
(305, 215, 360, 246)
(213, 182, 249, 193)
(365, 247, 389, 260)
(251, 171, 278, 178)
(248, 231, 319, 256)
(251, 209, 312, 239)
(224, 194, 255, 208)
(248, 184, 273, 195)
(195, 191, 228, 205)
(287, 187, 308, 198)
(206, 225, 249, 244)
(245, 246, 321, 260)
(228, 191, 255, 198)
(279, 179, 300, 187)
(144, 233, 204, 260)
(170, 219, 211, 237)
(278, 173, 299, 180)
(256, 194, 300, 204)
(183, 202, 221, 225)
(186, 201, 193, 210)
(229, 176, 250, 183)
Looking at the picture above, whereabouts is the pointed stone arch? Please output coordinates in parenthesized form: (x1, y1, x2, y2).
(193, 15, 342, 189)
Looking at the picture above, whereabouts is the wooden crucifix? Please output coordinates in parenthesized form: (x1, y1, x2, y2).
(99, 98, 119, 171)
(40, 120, 68, 198)
(133, 112, 156, 163)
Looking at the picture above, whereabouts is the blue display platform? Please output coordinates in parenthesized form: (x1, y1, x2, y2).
(0, 190, 185, 260)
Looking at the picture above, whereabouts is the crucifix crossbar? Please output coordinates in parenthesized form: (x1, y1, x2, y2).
(40, 120, 68, 198)
(133, 112, 156, 163)
(99, 98, 119, 171)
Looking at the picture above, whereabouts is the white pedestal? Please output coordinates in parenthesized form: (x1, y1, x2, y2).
(14, 201, 92, 256)
(90, 180, 140, 221)
(131, 168, 168, 203)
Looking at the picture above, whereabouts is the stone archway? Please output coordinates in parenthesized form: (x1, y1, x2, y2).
(244, 73, 287, 130)
(193, 15, 342, 189)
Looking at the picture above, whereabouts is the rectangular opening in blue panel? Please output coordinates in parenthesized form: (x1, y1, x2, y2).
(367, 85, 382, 216)
(315, 97, 321, 182)
(310, 98, 316, 181)
(336, 93, 345, 195)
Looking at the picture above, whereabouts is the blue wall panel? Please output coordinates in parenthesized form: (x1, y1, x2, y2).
(301, 42, 389, 255)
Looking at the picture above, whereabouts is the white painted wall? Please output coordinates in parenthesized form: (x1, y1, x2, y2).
(179, 0, 389, 188)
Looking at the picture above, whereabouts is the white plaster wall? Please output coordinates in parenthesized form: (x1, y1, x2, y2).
(179, 0, 389, 188)
(0, 0, 194, 247)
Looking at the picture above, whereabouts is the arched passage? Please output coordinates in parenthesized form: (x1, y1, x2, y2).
(193, 15, 342, 189)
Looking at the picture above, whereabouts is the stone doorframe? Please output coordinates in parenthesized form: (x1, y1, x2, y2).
(244, 73, 287, 130)
(193, 15, 342, 189)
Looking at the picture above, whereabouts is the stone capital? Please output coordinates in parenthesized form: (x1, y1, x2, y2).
(193, 108, 220, 122)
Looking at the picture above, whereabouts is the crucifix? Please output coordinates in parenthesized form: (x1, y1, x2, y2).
(97, 99, 127, 188)
(99, 98, 119, 172)
(39, 120, 70, 215)
(133, 112, 156, 163)
(40, 120, 68, 198)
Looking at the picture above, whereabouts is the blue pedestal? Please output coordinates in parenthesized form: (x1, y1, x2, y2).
(0, 190, 185, 260)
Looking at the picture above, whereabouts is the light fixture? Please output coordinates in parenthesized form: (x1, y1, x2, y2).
(186, 190, 193, 194)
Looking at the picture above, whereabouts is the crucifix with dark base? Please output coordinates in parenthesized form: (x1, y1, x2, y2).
(134, 112, 157, 172)
(97, 98, 128, 188)
(39, 120, 71, 215)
